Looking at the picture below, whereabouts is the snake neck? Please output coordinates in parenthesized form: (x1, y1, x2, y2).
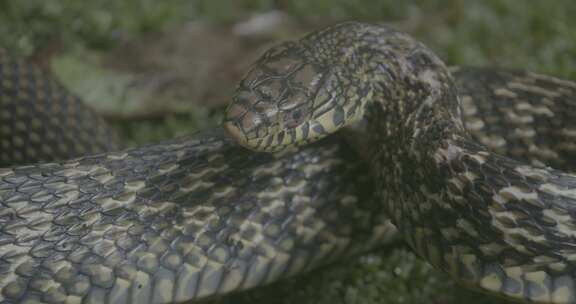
(300, 22, 467, 155)
(225, 22, 576, 302)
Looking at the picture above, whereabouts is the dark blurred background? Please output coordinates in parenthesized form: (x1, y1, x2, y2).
(1, 1, 574, 303)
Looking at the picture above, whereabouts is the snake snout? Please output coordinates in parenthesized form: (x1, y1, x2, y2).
(224, 106, 262, 143)
(224, 93, 281, 149)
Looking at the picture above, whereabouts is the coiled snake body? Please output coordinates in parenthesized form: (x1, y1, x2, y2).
(1, 22, 576, 303)
(225, 22, 576, 303)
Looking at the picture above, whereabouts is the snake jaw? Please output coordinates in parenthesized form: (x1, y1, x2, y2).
(222, 119, 249, 148)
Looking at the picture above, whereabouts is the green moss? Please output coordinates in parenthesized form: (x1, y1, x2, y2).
(2, 0, 574, 79)
(0, 0, 193, 55)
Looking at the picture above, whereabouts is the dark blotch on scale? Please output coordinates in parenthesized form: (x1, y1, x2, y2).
(276, 131, 285, 145)
(301, 122, 310, 139)
(502, 275, 522, 295)
(312, 124, 325, 134)
(332, 107, 345, 127)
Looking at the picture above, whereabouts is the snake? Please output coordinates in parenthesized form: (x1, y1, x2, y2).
(223, 22, 576, 303)
(0, 22, 575, 304)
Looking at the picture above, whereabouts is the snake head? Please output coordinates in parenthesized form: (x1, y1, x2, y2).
(224, 41, 338, 152)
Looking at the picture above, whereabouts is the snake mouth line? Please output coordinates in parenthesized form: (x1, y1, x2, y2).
(222, 120, 245, 142)
(224, 117, 330, 152)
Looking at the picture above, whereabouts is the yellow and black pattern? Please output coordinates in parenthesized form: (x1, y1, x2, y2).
(452, 66, 576, 170)
(2, 22, 576, 304)
(0, 128, 394, 301)
(225, 22, 576, 303)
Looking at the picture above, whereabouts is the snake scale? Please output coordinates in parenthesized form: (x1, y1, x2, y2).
(1, 22, 576, 303)
(224, 22, 576, 303)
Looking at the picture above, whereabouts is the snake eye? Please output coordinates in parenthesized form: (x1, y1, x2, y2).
(292, 110, 302, 121)
(283, 107, 307, 128)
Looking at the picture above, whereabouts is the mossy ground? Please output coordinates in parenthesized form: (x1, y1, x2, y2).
(1, 1, 575, 303)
